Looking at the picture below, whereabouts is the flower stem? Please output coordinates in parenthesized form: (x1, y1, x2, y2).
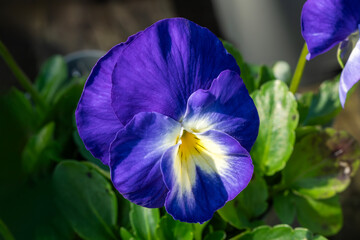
(0, 40, 46, 110)
(289, 43, 309, 93)
(336, 45, 345, 69)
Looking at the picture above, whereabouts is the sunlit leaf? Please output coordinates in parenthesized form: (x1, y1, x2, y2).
(251, 80, 299, 176)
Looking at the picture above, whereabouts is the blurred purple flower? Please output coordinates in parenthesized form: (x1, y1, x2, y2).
(75, 18, 259, 223)
(301, 0, 360, 106)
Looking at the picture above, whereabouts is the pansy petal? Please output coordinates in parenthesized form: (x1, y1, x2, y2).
(111, 18, 239, 124)
(339, 39, 360, 107)
(161, 130, 253, 223)
(110, 112, 181, 208)
(301, 0, 360, 59)
(183, 70, 259, 152)
(75, 33, 141, 164)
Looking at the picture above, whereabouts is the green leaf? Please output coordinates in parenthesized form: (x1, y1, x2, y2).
(218, 176, 268, 229)
(35, 55, 68, 103)
(294, 194, 342, 236)
(295, 126, 321, 142)
(297, 92, 313, 125)
(251, 80, 299, 176)
(282, 128, 360, 199)
(204, 231, 226, 240)
(256, 65, 275, 88)
(22, 122, 60, 177)
(273, 191, 296, 224)
(221, 41, 278, 92)
(53, 160, 117, 240)
(271, 191, 342, 236)
(50, 78, 84, 151)
(120, 227, 136, 240)
(0, 219, 15, 240)
(0, 174, 75, 240)
(0, 88, 38, 131)
(0, 89, 34, 184)
(193, 222, 208, 240)
(273, 61, 291, 85)
(221, 40, 256, 92)
(73, 129, 109, 171)
(81, 161, 110, 180)
(156, 214, 193, 240)
(130, 203, 160, 240)
(231, 224, 328, 240)
(302, 78, 341, 126)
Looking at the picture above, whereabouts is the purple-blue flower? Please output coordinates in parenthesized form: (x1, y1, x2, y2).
(301, 0, 360, 106)
(76, 18, 259, 223)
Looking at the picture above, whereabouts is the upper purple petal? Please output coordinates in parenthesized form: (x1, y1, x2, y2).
(339, 39, 360, 106)
(111, 18, 239, 124)
(182, 70, 259, 152)
(110, 112, 181, 208)
(301, 0, 360, 59)
(75, 33, 141, 165)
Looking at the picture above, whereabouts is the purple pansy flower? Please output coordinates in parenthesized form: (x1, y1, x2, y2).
(301, 0, 360, 107)
(76, 18, 259, 223)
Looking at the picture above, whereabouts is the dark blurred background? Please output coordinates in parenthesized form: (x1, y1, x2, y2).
(0, 0, 343, 93)
(1, 0, 359, 239)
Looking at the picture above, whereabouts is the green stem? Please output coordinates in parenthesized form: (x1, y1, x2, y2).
(289, 43, 309, 93)
(0, 40, 46, 110)
(337, 45, 345, 69)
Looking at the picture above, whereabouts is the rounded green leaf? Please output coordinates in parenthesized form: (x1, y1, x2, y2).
(53, 161, 117, 240)
(231, 224, 328, 240)
(282, 128, 360, 199)
(251, 80, 299, 176)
